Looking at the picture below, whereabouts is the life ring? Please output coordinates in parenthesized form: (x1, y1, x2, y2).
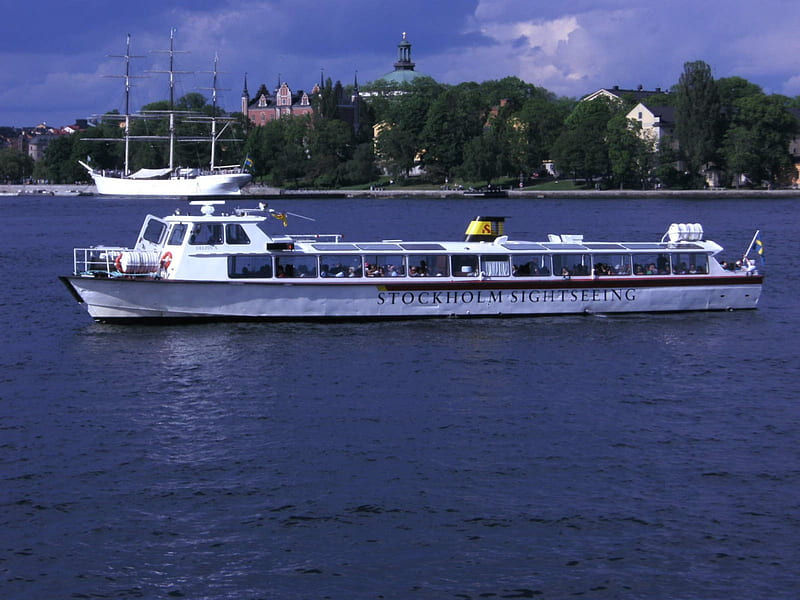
(115, 253, 123, 272)
(160, 251, 173, 270)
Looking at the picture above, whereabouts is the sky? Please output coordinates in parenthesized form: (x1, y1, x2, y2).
(1, 0, 798, 128)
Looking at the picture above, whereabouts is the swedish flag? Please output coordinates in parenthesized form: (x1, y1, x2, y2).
(273, 212, 288, 227)
(243, 155, 254, 170)
(754, 232, 765, 265)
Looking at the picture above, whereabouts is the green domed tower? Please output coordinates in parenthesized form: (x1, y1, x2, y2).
(374, 32, 431, 86)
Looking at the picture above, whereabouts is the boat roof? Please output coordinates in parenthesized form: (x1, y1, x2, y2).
(156, 204, 718, 254)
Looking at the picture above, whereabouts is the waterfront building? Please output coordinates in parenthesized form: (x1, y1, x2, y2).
(582, 85, 668, 104)
(626, 103, 677, 151)
(241, 76, 316, 126)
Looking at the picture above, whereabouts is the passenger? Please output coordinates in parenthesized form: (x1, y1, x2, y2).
(646, 263, 657, 275)
(409, 266, 419, 277)
(418, 260, 429, 276)
(347, 266, 357, 277)
(561, 267, 570, 278)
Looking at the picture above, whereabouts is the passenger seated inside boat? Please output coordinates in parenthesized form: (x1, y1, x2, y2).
(189, 223, 223, 245)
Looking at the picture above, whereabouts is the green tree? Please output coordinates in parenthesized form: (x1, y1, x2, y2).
(369, 77, 444, 179)
(0, 147, 34, 182)
(459, 128, 509, 185)
(606, 113, 656, 189)
(674, 60, 723, 185)
(552, 97, 616, 182)
(338, 141, 379, 185)
(722, 94, 798, 186)
(375, 124, 418, 179)
(513, 93, 572, 176)
(717, 76, 763, 110)
(313, 78, 340, 120)
(305, 118, 354, 187)
(419, 85, 484, 179)
(34, 134, 92, 183)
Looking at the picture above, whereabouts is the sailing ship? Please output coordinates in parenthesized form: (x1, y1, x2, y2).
(80, 30, 251, 196)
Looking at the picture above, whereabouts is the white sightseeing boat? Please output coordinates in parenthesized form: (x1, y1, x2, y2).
(81, 31, 251, 197)
(60, 201, 764, 322)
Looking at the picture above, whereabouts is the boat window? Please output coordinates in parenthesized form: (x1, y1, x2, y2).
(623, 243, 669, 250)
(319, 254, 362, 278)
(552, 253, 591, 277)
(225, 224, 250, 245)
(408, 254, 449, 277)
(357, 243, 403, 251)
(632, 253, 672, 275)
(512, 254, 551, 277)
(593, 254, 631, 276)
(189, 223, 223, 245)
(400, 243, 446, 251)
(502, 242, 547, 251)
(167, 224, 188, 246)
(481, 256, 511, 277)
(275, 255, 317, 278)
(142, 219, 166, 244)
(229, 255, 272, 278)
(451, 255, 479, 277)
(363, 255, 406, 277)
(313, 243, 359, 251)
(672, 253, 708, 274)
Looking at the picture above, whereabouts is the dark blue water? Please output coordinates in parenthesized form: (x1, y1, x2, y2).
(1, 195, 799, 599)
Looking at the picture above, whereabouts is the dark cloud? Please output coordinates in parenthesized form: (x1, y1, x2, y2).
(0, 0, 797, 127)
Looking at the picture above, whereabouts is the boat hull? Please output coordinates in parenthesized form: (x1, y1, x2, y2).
(89, 171, 252, 196)
(61, 275, 763, 322)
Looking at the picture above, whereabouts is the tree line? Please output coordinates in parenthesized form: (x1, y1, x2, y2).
(3, 60, 799, 189)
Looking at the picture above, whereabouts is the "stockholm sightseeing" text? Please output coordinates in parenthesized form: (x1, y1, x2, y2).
(377, 288, 638, 306)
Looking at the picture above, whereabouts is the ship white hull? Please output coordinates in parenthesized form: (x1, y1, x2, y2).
(89, 171, 251, 196)
(61, 276, 763, 322)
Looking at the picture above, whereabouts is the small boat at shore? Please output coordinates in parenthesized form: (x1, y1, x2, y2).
(60, 201, 764, 322)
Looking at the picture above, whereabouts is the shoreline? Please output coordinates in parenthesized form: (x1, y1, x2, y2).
(2, 182, 799, 199)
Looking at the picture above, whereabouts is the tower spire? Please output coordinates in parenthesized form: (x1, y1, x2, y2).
(241, 72, 250, 117)
(394, 32, 415, 71)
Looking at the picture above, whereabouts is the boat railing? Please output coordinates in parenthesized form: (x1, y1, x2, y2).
(73, 247, 126, 276)
(73, 246, 164, 278)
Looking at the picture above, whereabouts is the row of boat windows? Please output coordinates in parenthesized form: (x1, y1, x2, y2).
(228, 252, 710, 279)
(164, 223, 251, 246)
(141, 221, 251, 247)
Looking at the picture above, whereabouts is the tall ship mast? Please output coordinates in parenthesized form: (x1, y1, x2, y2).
(80, 30, 251, 197)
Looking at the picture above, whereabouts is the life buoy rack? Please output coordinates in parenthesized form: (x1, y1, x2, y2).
(160, 251, 173, 270)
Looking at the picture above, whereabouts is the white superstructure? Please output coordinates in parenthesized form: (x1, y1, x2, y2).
(60, 202, 764, 322)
